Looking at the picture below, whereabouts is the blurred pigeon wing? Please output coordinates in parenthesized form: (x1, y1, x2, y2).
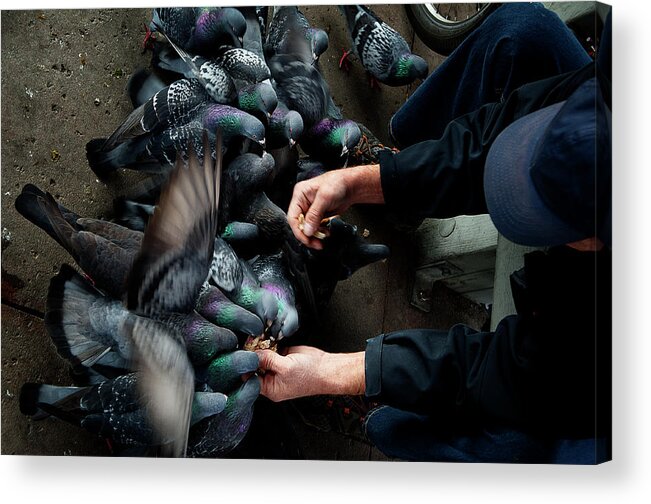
(127, 132, 222, 316)
(123, 316, 194, 457)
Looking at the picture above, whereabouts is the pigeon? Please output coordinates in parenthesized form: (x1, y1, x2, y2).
(307, 217, 391, 307)
(204, 234, 278, 326)
(267, 101, 304, 150)
(266, 6, 329, 63)
(113, 198, 155, 232)
(127, 68, 167, 108)
(237, 82, 278, 124)
(19, 373, 227, 448)
(222, 151, 317, 321)
(268, 53, 331, 129)
(122, 133, 224, 457)
(296, 158, 327, 182)
(195, 284, 265, 337)
(187, 376, 260, 457)
(15, 184, 140, 298)
(86, 103, 264, 177)
(299, 117, 362, 166)
(339, 5, 428, 86)
(251, 252, 300, 339)
(194, 350, 260, 394)
(42, 263, 238, 373)
(155, 36, 271, 86)
(150, 7, 246, 55)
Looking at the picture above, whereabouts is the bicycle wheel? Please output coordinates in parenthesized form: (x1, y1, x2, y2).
(406, 3, 500, 56)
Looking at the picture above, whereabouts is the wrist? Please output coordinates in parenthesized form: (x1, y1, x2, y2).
(342, 164, 384, 205)
(317, 352, 366, 396)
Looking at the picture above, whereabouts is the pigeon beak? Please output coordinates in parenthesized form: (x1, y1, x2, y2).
(289, 138, 296, 148)
(341, 145, 349, 157)
(258, 138, 266, 148)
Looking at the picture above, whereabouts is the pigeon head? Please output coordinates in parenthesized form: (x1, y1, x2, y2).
(286, 110, 304, 147)
(181, 316, 239, 365)
(307, 118, 361, 158)
(191, 391, 227, 425)
(203, 350, 260, 393)
(237, 82, 278, 123)
(220, 8, 247, 47)
(208, 107, 266, 146)
(268, 104, 305, 149)
(277, 305, 299, 340)
(389, 53, 429, 86)
(307, 27, 329, 63)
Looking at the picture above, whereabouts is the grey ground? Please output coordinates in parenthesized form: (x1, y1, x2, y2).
(1, 5, 486, 459)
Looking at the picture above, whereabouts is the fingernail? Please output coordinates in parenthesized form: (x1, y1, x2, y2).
(303, 223, 315, 237)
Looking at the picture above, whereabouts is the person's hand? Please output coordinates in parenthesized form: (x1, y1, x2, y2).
(287, 164, 384, 250)
(255, 346, 366, 402)
(287, 172, 353, 250)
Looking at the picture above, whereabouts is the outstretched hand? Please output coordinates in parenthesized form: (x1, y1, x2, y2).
(255, 346, 366, 402)
(287, 164, 385, 249)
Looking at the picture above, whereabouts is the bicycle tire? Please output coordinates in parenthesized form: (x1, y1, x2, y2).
(406, 3, 501, 56)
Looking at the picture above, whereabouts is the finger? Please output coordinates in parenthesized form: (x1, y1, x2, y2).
(302, 191, 330, 237)
(255, 349, 282, 372)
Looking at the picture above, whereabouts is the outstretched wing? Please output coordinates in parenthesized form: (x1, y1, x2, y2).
(127, 130, 222, 316)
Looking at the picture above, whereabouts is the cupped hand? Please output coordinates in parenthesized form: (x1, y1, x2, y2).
(287, 172, 352, 250)
(255, 346, 327, 402)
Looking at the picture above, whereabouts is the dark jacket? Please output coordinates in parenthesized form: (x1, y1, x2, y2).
(366, 60, 611, 441)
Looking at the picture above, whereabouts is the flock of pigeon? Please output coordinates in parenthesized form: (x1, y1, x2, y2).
(15, 5, 428, 457)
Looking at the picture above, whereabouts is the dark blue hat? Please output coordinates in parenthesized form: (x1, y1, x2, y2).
(484, 77, 611, 248)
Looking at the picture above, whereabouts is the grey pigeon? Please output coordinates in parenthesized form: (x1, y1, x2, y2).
(268, 53, 330, 129)
(266, 6, 329, 63)
(20, 373, 227, 449)
(150, 7, 246, 54)
(299, 117, 362, 166)
(195, 284, 266, 337)
(123, 133, 223, 457)
(155, 37, 271, 86)
(187, 376, 260, 457)
(222, 151, 317, 321)
(194, 350, 260, 394)
(15, 184, 139, 298)
(339, 5, 428, 86)
(86, 103, 264, 176)
(205, 235, 279, 326)
(251, 252, 300, 339)
(46, 265, 239, 371)
(267, 101, 304, 149)
(237, 82, 278, 124)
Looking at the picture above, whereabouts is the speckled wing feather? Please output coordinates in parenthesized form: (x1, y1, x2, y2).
(127, 131, 221, 316)
(103, 78, 222, 151)
(122, 317, 195, 456)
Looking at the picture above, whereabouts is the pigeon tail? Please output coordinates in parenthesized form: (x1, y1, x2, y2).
(86, 135, 151, 178)
(14, 184, 76, 247)
(45, 264, 126, 370)
(127, 68, 166, 108)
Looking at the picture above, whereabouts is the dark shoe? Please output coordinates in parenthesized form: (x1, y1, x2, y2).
(348, 122, 398, 166)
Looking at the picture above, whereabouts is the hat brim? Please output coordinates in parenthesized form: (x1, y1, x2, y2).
(484, 101, 590, 247)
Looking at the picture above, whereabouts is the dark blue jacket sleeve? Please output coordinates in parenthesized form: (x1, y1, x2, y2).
(364, 316, 533, 424)
(379, 62, 596, 222)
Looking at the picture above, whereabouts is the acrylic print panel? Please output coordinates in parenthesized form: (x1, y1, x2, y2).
(1, 2, 611, 463)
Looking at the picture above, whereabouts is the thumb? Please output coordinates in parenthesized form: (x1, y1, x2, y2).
(255, 349, 283, 373)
